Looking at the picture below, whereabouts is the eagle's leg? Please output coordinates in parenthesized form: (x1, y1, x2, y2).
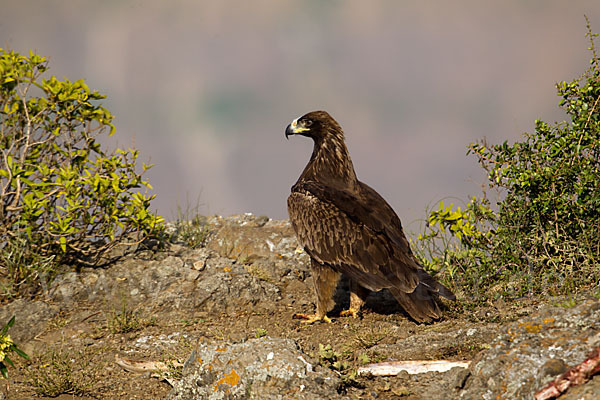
(294, 259, 340, 324)
(340, 280, 369, 318)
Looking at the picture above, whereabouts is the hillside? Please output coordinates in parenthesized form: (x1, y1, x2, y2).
(1, 214, 599, 399)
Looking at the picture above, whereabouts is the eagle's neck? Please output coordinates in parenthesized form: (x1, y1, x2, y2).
(298, 131, 358, 189)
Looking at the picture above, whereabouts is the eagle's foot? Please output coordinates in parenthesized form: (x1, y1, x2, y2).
(339, 308, 362, 318)
(293, 313, 333, 324)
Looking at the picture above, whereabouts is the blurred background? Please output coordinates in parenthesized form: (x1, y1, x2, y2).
(1, 1, 599, 233)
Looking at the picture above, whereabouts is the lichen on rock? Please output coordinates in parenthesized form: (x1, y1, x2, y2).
(169, 338, 341, 400)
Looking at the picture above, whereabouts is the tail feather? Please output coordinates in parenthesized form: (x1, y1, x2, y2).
(390, 269, 455, 323)
(389, 285, 441, 323)
(417, 269, 456, 301)
(436, 281, 456, 301)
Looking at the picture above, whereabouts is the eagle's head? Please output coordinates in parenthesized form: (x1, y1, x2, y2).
(285, 111, 343, 142)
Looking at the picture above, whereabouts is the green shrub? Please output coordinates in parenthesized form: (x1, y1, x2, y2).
(415, 20, 600, 301)
(0, 48, 164, 279)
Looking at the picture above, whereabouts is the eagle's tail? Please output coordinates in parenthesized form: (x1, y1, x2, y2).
(389, 269, 455, 323)
(417, 269, 456, 301)
(389, 286, 440, 323)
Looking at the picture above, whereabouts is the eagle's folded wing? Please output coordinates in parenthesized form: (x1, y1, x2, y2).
(288, 181, 421, 293)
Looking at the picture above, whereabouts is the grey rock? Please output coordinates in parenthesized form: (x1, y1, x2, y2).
(47, 245, 282, 315)
(191, 262, 282, 313)
(0, 298, 59, 343)
(455, 298, 600, 400)
(169, 338, 341, 400)
(42, 216, 307, 318)
(560, 374, 600, 400)
(206, 214, 301, 263)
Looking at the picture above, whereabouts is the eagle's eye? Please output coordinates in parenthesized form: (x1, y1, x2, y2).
(302, 119, 313, 128)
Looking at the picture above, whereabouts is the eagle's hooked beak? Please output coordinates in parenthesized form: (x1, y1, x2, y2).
(285, 117, 309, 139)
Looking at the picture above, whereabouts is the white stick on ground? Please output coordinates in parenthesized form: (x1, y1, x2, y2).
(115, 354, 184, 373)
(357, 360, 470, 376)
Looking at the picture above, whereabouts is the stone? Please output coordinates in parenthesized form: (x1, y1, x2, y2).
(455, 298, 600, 399)
(169, 338, 341, 400)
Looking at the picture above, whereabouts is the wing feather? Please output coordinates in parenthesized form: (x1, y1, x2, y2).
(287, 184, 420, 293)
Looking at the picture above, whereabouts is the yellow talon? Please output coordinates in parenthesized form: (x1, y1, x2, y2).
(293, 313, 333, 324)
(339, 309, 361, 318)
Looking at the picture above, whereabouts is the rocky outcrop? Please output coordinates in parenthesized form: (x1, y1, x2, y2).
(449, 298, 600, 399)
(2, 213, 600, 399)
(169, 338, 341, 399)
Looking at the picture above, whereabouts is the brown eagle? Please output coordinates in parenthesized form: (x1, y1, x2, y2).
(285, 111, 455, 323)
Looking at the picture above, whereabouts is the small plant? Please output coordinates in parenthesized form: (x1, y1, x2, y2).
(171, 218, 210, 249)
(255, 328, 268, 338)
(0, 235, 57, 298)
(245, 263, 274, 283)
(170, 198, 210, 248)
(318, 344, 350, 373)
(0, 316, 30, 378)
(25, 348, 100, 396)
(556, 297, 578, 309)
(163, 358, 184, 381)
(47, 312, 72, 330)
(317, 343, 361, 387)
(357, 353, 370, 365)
(107, 302, 141, 334)
(179, 319, 196, 327)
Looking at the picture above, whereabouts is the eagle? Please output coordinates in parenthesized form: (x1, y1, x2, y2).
(285, 111, 455, 323)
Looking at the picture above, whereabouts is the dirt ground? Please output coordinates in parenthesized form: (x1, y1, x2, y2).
(0, 214, 593, 399)
(4, 299, 536, 399)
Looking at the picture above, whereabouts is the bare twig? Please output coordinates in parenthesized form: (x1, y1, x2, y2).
(535, 346, 600, 400)
(115, 354, 183, 374)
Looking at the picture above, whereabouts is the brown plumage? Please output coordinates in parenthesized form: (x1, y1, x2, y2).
(285, 111, 455, 323)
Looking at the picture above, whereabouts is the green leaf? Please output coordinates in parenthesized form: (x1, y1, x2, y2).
(3, 356, 14, 369)
(12, 346, 30, 361)
(59, 236, 67, 252)
(0, 316, 15, 336)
